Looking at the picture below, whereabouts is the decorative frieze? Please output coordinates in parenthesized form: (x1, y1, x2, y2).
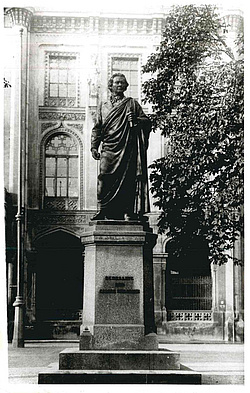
(31, 212, 89, 225)
(168, 311, 213, 322)
(30, 15, 165, 35)
(39, 107, 85, 121)
(47, 98, 77, 107)
(44, 198, 78, 211)
(65, 123, 84, 133)
(40, 122, 58, 133)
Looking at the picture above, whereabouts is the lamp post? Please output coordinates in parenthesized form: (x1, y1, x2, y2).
(6, 7, 33, 348)
(220, 300, 226, 341)
(12, 25, 25, 349)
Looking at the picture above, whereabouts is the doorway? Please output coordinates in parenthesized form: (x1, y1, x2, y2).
(36, 231, 83, 324)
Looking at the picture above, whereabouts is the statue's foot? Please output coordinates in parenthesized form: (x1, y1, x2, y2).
(124, 213, 139, 221)
(106, 213, 124, 220)
(90, 211, 106, 220)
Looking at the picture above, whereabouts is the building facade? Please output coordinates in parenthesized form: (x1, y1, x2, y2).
(4, 6, 244, 343)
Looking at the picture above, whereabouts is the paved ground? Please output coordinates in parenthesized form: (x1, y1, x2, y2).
(5, 339, 244, 385)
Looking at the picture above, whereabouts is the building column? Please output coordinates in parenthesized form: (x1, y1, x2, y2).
(224, 255, 235, 341)
(153, 254, 167, 331)
(233, 235, 244, 342)
(25, 250, 37, 325)
(223, 235, 243, 342)
(6, 7, 33, 348)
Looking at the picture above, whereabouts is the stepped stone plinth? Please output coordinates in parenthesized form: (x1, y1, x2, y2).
(59, 348, 180, 370)
(38, 220, 201, 384)
(38, 369, 202, 384)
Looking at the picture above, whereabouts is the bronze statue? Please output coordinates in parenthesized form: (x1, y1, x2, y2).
(91, 73, 151, 221)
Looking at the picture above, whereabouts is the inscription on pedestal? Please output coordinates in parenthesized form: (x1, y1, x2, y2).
(97, 275, 141, 324)
(100, 289, 140, 294)
(99, 275, 139, 294)
(105, 276, 134, 281)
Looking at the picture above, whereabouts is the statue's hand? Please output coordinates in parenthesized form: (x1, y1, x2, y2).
(127, 112, 137, 127)
(91, 148, 100, 160)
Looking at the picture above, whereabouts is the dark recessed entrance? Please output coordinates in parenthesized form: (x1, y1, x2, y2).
(35, 231, 83, 338)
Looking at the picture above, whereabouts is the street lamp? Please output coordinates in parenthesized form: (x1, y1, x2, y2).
(6, 7, 33, 348)
(220, 300, 226, 341)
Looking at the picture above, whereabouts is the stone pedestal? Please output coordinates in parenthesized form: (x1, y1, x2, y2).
(80, 220, 157, 350)
(38, 220, 201, 384)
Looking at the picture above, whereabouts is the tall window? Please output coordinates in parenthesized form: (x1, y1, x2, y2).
(111, 57, 139, 100)
(45, 52, 78, 107)
(44, 133, 79, 210)
(166, 237, 212, 312)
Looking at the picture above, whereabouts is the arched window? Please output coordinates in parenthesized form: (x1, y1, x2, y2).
(44, 133, 79, 210)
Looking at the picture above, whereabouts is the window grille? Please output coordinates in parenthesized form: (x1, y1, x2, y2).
(167, 274, 212, 311)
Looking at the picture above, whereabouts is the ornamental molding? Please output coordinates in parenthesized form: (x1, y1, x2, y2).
(65, 123, 84, 133)
(168, 310, 213, 322)
(30, 213, 90, 225)
(82, 234, 146, 246)
(30, 223, 91, 246)
(6, 7, 33, 29)
(30, 15, 164, 35)
(40, 121, 84, 134)
(40, 122, 59, 133)
(28, 210, 94, 242)
(28, 212, 95, 244)
(39, 107, 86, 121)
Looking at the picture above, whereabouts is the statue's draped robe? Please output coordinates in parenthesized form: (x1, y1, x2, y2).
(91, 97, 151, 219)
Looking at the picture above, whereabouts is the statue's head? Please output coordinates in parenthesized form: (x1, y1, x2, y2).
(108, 73, 129, 93)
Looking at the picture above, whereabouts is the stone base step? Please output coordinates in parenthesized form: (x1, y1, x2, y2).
(59, 348, 180, 370)
(38, 369, 201, 384)
(201, 371, 244, 385)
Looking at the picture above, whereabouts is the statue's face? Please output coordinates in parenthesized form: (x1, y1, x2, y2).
(111, 76, 127, 95)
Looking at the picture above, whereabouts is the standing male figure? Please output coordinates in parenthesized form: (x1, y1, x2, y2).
(91, 73, 151, 220)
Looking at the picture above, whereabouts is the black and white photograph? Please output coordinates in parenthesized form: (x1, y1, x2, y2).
(1, 0, 245, 389)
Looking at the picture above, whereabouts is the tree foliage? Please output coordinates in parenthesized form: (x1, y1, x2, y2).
(142, 5, 243, 265)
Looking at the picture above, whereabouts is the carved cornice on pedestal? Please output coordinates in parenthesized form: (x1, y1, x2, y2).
(6, 7, 33, 29)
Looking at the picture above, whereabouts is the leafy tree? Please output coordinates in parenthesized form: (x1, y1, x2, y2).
(142, 5, 243, 265)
